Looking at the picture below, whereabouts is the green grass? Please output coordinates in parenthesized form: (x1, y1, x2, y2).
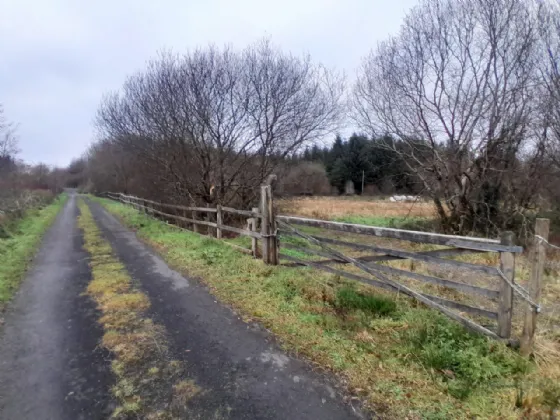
(335, 286, 397, 316)
(0, 194, 67, 303)
(94, 196, 542, 419)
(405, 311, 530, 400)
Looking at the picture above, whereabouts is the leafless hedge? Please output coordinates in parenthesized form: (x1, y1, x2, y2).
(92, 40, 346, 208)
(0, 105, 62, 227)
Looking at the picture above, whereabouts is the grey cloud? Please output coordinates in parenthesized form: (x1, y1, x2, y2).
(0, 0, 417, 166)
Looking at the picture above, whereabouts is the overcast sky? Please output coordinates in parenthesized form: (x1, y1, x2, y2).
(1, 0, 417, 167)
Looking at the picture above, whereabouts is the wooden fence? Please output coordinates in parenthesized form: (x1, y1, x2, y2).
(276, 216, 521, 338)
(276, 215, 548, 352)
(104, 186, 277, 263)
(103, 190, 548, 353)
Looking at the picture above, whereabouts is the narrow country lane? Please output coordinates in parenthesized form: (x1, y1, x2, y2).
(0, 193, 362, 419)
(0, 193, 114, 420)
(85, 198, 363, 420)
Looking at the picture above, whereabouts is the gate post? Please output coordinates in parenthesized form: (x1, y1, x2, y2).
(498, 231, 515, 339)
(251, 207, 259, 258)
(260, 185, 278, 265)
(216, 205, 223, 239)
(521, 218, 549, 356)
(192, 210, 199, 233)
(206, 203, 215, 237)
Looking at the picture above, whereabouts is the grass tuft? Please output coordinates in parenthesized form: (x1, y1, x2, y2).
(403, 310, 530, 400)
(335, 286, 397, 316)
(172, 380, 202, 406)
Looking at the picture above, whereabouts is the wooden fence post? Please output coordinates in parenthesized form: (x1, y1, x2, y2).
(206, 203, 214, 237)
(498, 231, 515, 339)
(260, 186, 270, 263)
(260, 185, 278, 265)
(192, 211, 199, 233)
(182, 209, 188, 229)
(252, 207, 259, 258)
(216, 205, 223, 239)
(521, 218, 549, 356)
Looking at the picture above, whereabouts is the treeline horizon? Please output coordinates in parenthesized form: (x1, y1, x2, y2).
(285, 134, 422, 196)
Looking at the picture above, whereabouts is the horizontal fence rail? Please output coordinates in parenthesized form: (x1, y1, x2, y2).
(279, 252, 499, 320)
(117, 193, 262, 218)
(114, 193, 263, 239)
(277, 215, 523, 253)
(279, 241, 500, 300)
(104, 190, 272, 260)
(280, 232, 501, 275)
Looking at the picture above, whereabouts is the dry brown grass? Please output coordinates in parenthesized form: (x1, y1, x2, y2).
(277, 196, 436, 220)
(172, 380, 202, 406)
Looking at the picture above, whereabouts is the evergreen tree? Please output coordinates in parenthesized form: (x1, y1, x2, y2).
(309, 144, 322, 162)
(329, 158, 348, 194)
(344, 134, 374, 194)
(282, 133, 423, 196)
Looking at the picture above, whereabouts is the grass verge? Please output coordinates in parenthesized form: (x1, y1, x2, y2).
(0, 194, 67, 304)
(77, 199, 201, 419)
(94, 197, 559, 419)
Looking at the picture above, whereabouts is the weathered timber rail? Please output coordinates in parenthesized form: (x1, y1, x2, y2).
(104, 187, 275, 261)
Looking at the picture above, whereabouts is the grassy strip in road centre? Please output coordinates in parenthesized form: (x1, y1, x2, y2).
(77, 199, 202, 419)
(94, 197, 560, 419)
(0, 194, 67, 303)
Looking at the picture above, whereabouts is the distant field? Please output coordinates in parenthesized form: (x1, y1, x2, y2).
(277, 196, 436, 227)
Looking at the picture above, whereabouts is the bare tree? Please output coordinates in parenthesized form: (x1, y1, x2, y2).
(353, 0, 551, 235)
(95, 40, 345, 207)
(0, 105, 19, 175)
(537, 2, 560, 164)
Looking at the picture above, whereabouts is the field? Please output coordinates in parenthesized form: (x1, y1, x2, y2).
(98, 195, 560, 419)
(277, 196, 436, 228)
(277, 196, 436, 219)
